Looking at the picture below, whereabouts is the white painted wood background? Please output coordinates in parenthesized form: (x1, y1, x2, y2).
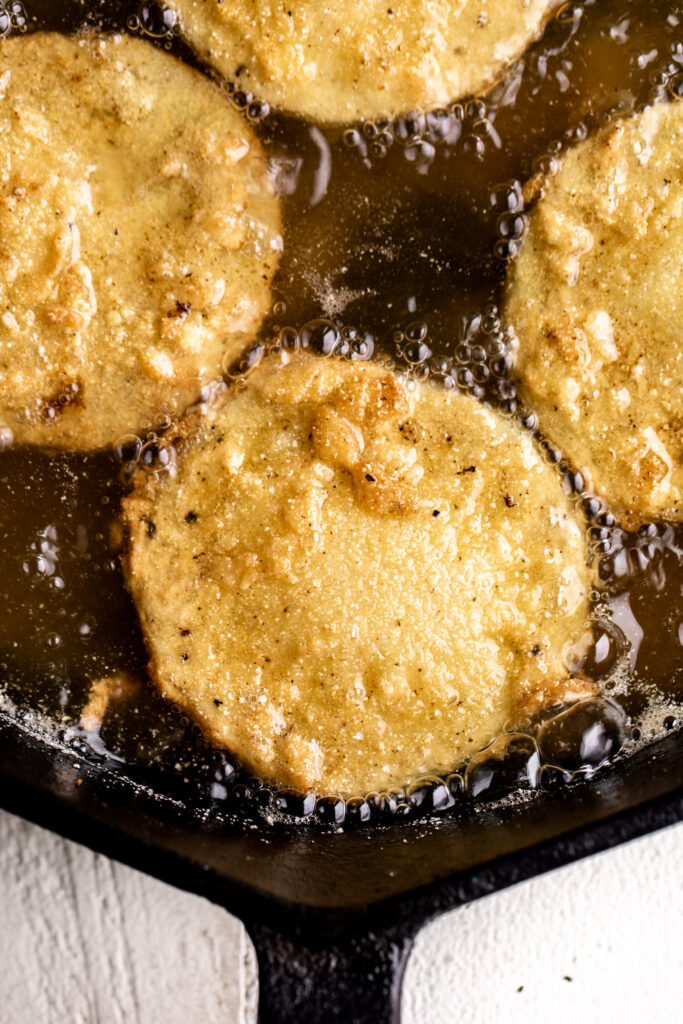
(0, 809, 681, 1023)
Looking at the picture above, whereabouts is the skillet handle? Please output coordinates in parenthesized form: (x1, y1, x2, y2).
(245, 919, 416, 1024)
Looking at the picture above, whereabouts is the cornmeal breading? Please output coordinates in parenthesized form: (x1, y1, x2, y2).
(0, 33, 281, 450)
(123, 352, 592, 796)
(169, 0, 560, 124)
(506, 102, 683, 524)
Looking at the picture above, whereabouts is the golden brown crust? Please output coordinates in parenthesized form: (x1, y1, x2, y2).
(507, 102, 683, 524)
(0, 33, 281, 450)
(169, 0, 561, 123)
(122, 352, 593, 796)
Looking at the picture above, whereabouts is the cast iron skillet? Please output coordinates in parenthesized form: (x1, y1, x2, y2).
(2, 3, 683, 1021)
(1, 709, 683, 1023)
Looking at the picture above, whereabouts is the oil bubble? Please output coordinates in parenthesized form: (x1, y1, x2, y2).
(393, 118, 416, 143)
(556, 2, 583, 24)
(565, 619, 627, 679)
(316, 796, 346, 825)
(403, 340, 432, 365)
(497, 212, 527, 240)
(135, 2, 177, 38)
(668, 72, 683, 98)
(78, 620, 94, 641)
(21, 526, 60, 582)
(0, 2, 26, 36)
(273, 789, 316, 818)
(446, 772, 464, 798)
(466, 734, 541, 801)
(247, 100, 270, 121)
(406, 110, 427, 136)
(299, 318, 340, 356)
(494, 238, 521, 261)
(345, 797, 371, 826)
(278, 326, 300, 352)
(140, 439, 176, 474)
(471, 118, 498, 144)
(481, 312, 501, 334)
(533, 153, 561, 176)
(537, 697, 628, 774)
(224, 343, 264, 380)
(403, 140, 436, 172)
(406, 776, 454, 813)
(405, 321, 428, 343)
(581, 496, 603, 522)
(369, 791, 401, 822)
(114, 434, 142, 466)
(252, 784, 274, 809)
(355, 103, 473, 165)
(343, 128, 362, 148)
(425, 108, 451, 143)
(348, 333, 375, 361)
(428, 355, 451, 377)
(460, 134, 486, 159)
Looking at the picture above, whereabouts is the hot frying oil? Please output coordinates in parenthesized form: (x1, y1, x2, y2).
(0, 0, 681, 822)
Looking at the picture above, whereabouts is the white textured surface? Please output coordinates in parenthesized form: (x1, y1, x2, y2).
(403, 820, 683, 1023)
(0, 810, 252, 1024)
(0, 809, 681, 1023)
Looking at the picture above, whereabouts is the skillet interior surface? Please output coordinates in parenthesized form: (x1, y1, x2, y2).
(1, 705, 682, 1023)
(1, 1, 683, 1019)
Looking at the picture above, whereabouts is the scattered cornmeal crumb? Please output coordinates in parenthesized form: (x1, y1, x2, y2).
(79, 672, 139, 733)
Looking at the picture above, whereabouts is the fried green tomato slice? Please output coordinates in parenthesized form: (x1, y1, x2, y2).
(506, 102, 683, 524)
(0, 33, 281, 450)
(123, 352, 592, 796)
(168, 0, 560, 124)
